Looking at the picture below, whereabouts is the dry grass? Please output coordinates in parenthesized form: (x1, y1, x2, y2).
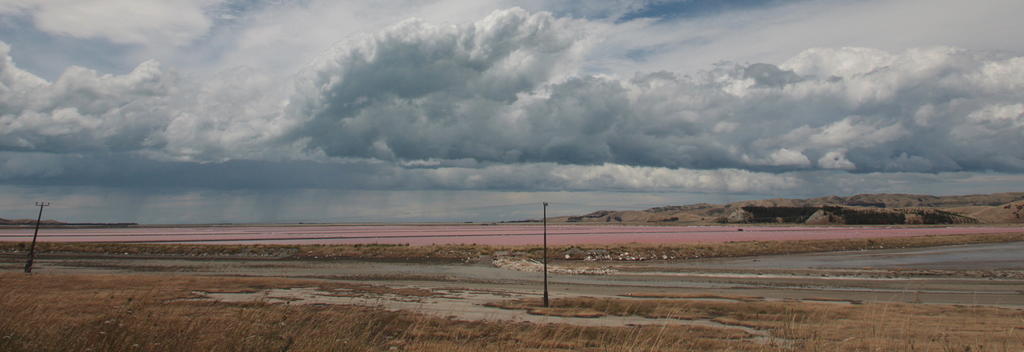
(2, 272, 1023, 351)
(0, 273, 777, 352)
(486, 296, 1024, 351)
(3, 231, 1024, 263)
(525, 307, 608, 318)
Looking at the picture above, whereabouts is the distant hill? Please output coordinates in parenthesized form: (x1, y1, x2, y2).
(0, 218, 137, 226)
(553, 192, 1024, 225)
(0, 218, 66, 226)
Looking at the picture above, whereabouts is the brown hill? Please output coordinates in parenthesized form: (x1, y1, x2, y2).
(554, 192, 1024, 225)
(946, 201, 1024, 224)
(728, 192, 1024, 208)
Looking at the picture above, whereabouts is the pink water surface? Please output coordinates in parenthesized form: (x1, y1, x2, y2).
(1, 224, 1022, 246)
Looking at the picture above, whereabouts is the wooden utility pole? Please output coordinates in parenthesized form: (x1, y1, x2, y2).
(24, 201, 50, 273)
(543, 201, 549, 307)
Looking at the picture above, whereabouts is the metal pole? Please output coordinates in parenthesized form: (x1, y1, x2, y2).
(24, 201, 49, 273)
(543, 202, 549, 307)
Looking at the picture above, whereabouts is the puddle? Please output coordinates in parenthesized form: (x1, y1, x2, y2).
(798, 298, 861, 305)
(617, 295, 757, 303)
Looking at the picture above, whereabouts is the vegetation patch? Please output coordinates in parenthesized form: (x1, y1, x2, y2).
(3, 231, 1024, 263)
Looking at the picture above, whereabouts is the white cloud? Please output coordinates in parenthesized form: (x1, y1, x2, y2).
(0, 42, 288, 162)
(806, 117, 907, 149)
(951, 103, 1024, 144)
(591, 0, 1024, 78)
(818, 150, 856, 170)
(417, 162, 801, 192)
(0, 42, 47, 98)
(767, 148, 811, 167)
(16, 0, 216, 47)
(782, 47, 896, 78)
(968, 104, 1024, 125)
(0, 53, 178, 153)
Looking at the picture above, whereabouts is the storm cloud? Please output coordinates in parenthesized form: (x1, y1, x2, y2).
(286, 10, 1024, 173)
(1, 6, 1023, 195)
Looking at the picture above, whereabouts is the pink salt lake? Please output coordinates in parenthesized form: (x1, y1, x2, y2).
(1, 224, 1021, 246)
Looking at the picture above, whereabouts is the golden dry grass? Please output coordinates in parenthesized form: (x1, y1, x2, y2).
(2, 272, 1022, 351)
(0, 273, 774, 352)
(486, 296, 1024, 351)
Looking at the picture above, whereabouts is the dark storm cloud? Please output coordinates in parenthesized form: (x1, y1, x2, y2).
(286, 8, 589, 161)
(1, 8, 1024, 194)
(287, 15, 1024, 173)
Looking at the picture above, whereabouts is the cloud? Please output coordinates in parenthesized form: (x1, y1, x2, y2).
(591, 0, 1024, 78)
(5, 0, 216, 47)
(817, 150, 855, 170)
(0, 42, 179, 154)
(0, 152, 64, 179)
(416, 162, 801, 192)
(2, 7, 1024, 196)
(286, 8, 592, 160)
(0, 41, 294, 162)
(286, 22, 1024, 173)
(743, 148, 811, 167)
(0, 151, 800, 193)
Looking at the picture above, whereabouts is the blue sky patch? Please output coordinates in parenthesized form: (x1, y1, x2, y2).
(618, 0, 800, 22)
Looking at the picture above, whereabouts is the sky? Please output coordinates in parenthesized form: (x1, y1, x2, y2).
(1, 0, 1023, 223)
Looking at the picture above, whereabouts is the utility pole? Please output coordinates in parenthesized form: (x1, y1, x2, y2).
(542, 201, 549, 307)
(24, 201, 50, 274)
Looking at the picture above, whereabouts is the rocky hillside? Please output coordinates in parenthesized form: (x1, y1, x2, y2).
(554, 192, 1024, 225)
